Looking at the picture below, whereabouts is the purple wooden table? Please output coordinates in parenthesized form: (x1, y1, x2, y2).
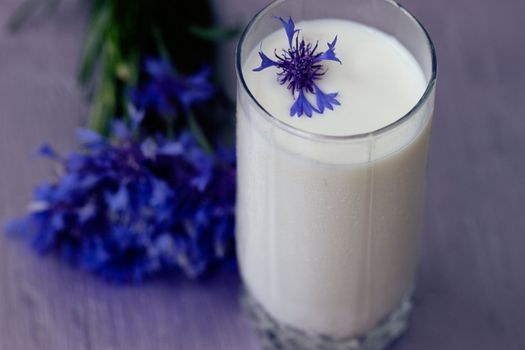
(1, 0, 524, 349)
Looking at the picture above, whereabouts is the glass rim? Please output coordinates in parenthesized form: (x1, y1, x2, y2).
(235, 0, 438, 142)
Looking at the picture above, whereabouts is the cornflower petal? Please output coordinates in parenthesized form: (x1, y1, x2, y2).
(76, 128, 105, 148)
(314, 84, 341, 113)
(290, 90, 319, 117)
(131, 58, 215, 118)
(4, 218, 32, 238)
(316, 36, 342, 64)
(37, 143, 59, 160)
(275, 16, 299, 48)
(106, 185, 129, 212)
(141, 138, 158, 159)
(252, 51, 278, 71)
(127, 103, 145, 129)
(111, 120, 131, 140)
(179, 66, 216, 107)
(145, 57, 173, 78)
(158, 141, 184, 156)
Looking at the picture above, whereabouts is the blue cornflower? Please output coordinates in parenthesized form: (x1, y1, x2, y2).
(131, 57, 215, 118)
(6, 121, 236, 283)
(253, 17, 342, 117)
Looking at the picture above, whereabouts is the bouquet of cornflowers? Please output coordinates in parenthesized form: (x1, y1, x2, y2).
(7, 0, 237, 283)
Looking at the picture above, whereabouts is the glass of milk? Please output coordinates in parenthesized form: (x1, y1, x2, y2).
(235, 0, 437, 349)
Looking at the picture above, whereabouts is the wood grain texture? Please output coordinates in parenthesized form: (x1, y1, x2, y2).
(0, 0, 524, 349)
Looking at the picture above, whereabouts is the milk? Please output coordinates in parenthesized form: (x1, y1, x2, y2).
(236, 18, 433, 338)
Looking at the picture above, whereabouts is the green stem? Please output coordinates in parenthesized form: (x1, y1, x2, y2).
(164, 114, 175, 139)
(89, 35, 118, 135)
(152, 26, 172, 63)
(89, 68, 115, 135)
(187, 111, 213, 155)
(78, 3, 112, 85)
(188, 25, 239, 42)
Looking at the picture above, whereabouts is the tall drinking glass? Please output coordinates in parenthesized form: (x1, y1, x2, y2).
(235, 0, 437, 349)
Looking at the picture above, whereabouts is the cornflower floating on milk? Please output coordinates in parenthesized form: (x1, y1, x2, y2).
(253, 17, 342, 117)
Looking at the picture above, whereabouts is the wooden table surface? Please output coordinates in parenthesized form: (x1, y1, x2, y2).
(1, 0, 524, 349)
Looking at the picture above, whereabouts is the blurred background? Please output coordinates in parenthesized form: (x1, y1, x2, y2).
(0, 0, 524, 349)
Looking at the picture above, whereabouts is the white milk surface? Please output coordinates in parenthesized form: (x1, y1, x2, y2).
(237, 19, 432, 337)
(244, 19, 426, 136)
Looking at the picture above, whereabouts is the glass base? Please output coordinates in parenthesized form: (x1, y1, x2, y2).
(242, 291, 412, 350)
